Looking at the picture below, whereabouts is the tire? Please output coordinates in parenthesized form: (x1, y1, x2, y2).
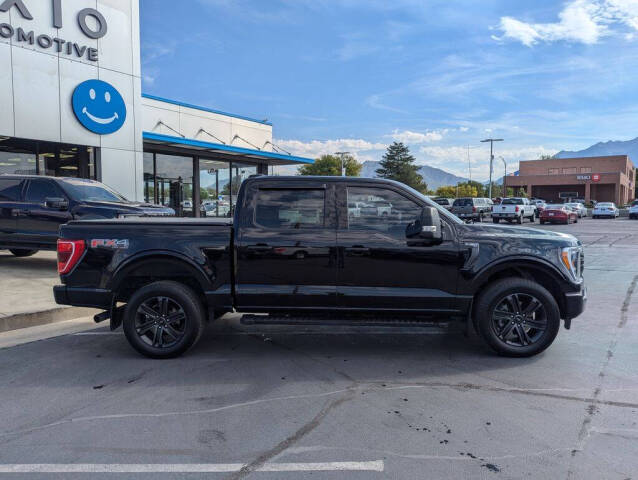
(575, 217, 578, 223)
(9, 249, 38, 257)
(528, 213, 535, 223)
(493, 218, 500, 224)
(122, 281, 205, 359)
(540, 220, 545, 225)
(474, 278, 561, 357)
(516, 214, 523, 225)
(477, 213, 483, 223)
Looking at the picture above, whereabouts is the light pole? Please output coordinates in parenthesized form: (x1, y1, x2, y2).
(481, 138, 503, 199)
(499, 156, 507, 198)
(335, 151, 351, 177)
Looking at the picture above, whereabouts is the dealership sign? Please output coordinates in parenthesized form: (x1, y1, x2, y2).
(576, 174, 601, 182)
(0, 0, 107, 61)
(72, 80, 126, 134)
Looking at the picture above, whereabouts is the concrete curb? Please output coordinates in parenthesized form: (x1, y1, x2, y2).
(0, 307, 99, 333)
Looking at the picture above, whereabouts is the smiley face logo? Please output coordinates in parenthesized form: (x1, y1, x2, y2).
(72, 80, 127, 135)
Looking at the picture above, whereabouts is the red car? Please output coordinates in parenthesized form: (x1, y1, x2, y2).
(539, 204, 578, 225)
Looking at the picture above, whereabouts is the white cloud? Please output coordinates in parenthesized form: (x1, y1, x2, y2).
(418, 145, 559, 179)
(390, 129, 446, 144)
(274, 138, 387, 159)
(494, 0, 638, 47)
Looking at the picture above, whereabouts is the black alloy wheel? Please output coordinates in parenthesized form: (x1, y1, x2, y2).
(135, 296, 186, 349)
(474, 278, 561, 357)
(490, 293, 547, 348)
(123, 281, 204, 358)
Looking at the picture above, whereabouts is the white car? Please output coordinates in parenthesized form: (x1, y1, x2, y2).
(592, 202, 619, 219)
(566, 202, 587, 218)
(629, 200, 638, 220)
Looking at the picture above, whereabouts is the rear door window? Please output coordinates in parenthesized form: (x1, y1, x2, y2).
(254, 189, 325, 229)
(25, 180, 64, 204)
(0, 179, 24, 201)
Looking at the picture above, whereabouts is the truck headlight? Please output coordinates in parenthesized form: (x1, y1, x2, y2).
(560, 246, 583, 280)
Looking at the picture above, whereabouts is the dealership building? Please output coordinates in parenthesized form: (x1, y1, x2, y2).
(506, 155, 636, 205)
(0, 0, 313, 216)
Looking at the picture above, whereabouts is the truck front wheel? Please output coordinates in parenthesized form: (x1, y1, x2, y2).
(122, 281, 205, 359)
(474, 278, 561, 357)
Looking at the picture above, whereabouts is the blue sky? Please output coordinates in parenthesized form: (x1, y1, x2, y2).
(140, 0, 638, 180)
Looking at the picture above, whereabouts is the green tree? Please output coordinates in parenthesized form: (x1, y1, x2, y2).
(298, 154, 362, 177)
(200, 189, 209, 201)
(434, 186, 456, 198)
(222, 180, 241, 196)
(376, 142, 427, 193)
(539, 154, 555, 160)
(465, 180, 486, 197)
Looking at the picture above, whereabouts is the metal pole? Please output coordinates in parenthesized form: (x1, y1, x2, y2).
(500, 156, 506, 198)
(489, 142, 493, 199)
(481, 139, 503, 200)
(335, 151, 351, 176)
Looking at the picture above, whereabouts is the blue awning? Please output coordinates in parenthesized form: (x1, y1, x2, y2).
(143, 132, 313, 165)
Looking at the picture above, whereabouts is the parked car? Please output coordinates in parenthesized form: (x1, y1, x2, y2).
(629, 200, 638, 220)
(540, 204, 579, 225)
(451, 197, 491, 222)
(535, 201, 547, 218)
(54, 176, 586, 359)
(592, 202, 620, 219)
(491, 197, 536, 224)
(0, 175, 174, 256)
(565, 202, 587, 218)
(433, 197, 454, 211)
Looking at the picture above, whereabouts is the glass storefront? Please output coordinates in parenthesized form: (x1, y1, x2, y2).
(144, 149, 263, 217)
(0, 137, 96, 179)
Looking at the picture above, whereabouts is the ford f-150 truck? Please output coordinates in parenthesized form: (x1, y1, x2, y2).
(54, 176, 586, 359)
(491, 197, 536, 224)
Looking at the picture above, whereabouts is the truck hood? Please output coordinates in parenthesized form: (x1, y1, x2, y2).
(457, 223, 579, 246)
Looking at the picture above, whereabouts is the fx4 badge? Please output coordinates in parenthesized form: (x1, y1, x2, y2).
(90, 239, 129, 249)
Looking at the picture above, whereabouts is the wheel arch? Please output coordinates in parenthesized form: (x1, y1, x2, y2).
(109, 251, 212, 305)
(470, 258, 569, 320)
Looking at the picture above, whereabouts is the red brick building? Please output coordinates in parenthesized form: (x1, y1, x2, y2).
(505, 155, 636, 205)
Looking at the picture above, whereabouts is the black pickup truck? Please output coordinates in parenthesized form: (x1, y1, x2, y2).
(0, 175, 174, 256)
(54, 176, 586, 358)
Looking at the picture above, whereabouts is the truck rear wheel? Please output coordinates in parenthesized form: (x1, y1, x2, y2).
(474, 278, 560, 357)
(9, 249, 38, 257)
(122, 281, 205, 359)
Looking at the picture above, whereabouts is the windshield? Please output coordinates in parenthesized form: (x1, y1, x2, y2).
(546, 204, 565, 209)
(61, 179, 128, 203)
(632, 201, 638, 206)
(502, 198, 524, 205)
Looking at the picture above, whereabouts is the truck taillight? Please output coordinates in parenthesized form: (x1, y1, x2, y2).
(57, 240, 85, 275)
(515, 206, 520, 212)
(472, 206, 476, 213)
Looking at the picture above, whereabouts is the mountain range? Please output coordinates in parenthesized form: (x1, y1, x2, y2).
(556, 137, 638, 166)
(360, 161, 469, 190)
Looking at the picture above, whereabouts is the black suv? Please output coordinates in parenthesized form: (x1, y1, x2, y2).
(0, 175, 174, 256)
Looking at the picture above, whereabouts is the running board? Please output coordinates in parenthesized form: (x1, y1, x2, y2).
(239, 314, 452, 330)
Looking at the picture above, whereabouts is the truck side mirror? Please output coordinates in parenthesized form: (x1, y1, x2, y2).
(406, 206, 442, 244)
(45, 197, 69, 211)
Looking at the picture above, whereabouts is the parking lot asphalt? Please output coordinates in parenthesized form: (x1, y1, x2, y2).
(0, 217, 637, 479)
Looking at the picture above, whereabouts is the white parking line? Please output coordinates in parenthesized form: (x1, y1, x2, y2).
(0, 461, 384, 473)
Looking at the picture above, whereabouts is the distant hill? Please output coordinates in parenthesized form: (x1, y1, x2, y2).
(360, 161, 469, 190)
(556, 137, 638, 166)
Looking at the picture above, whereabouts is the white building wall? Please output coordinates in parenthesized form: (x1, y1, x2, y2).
(141, 97, 274, 153)
(0, 0, 142, 200)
